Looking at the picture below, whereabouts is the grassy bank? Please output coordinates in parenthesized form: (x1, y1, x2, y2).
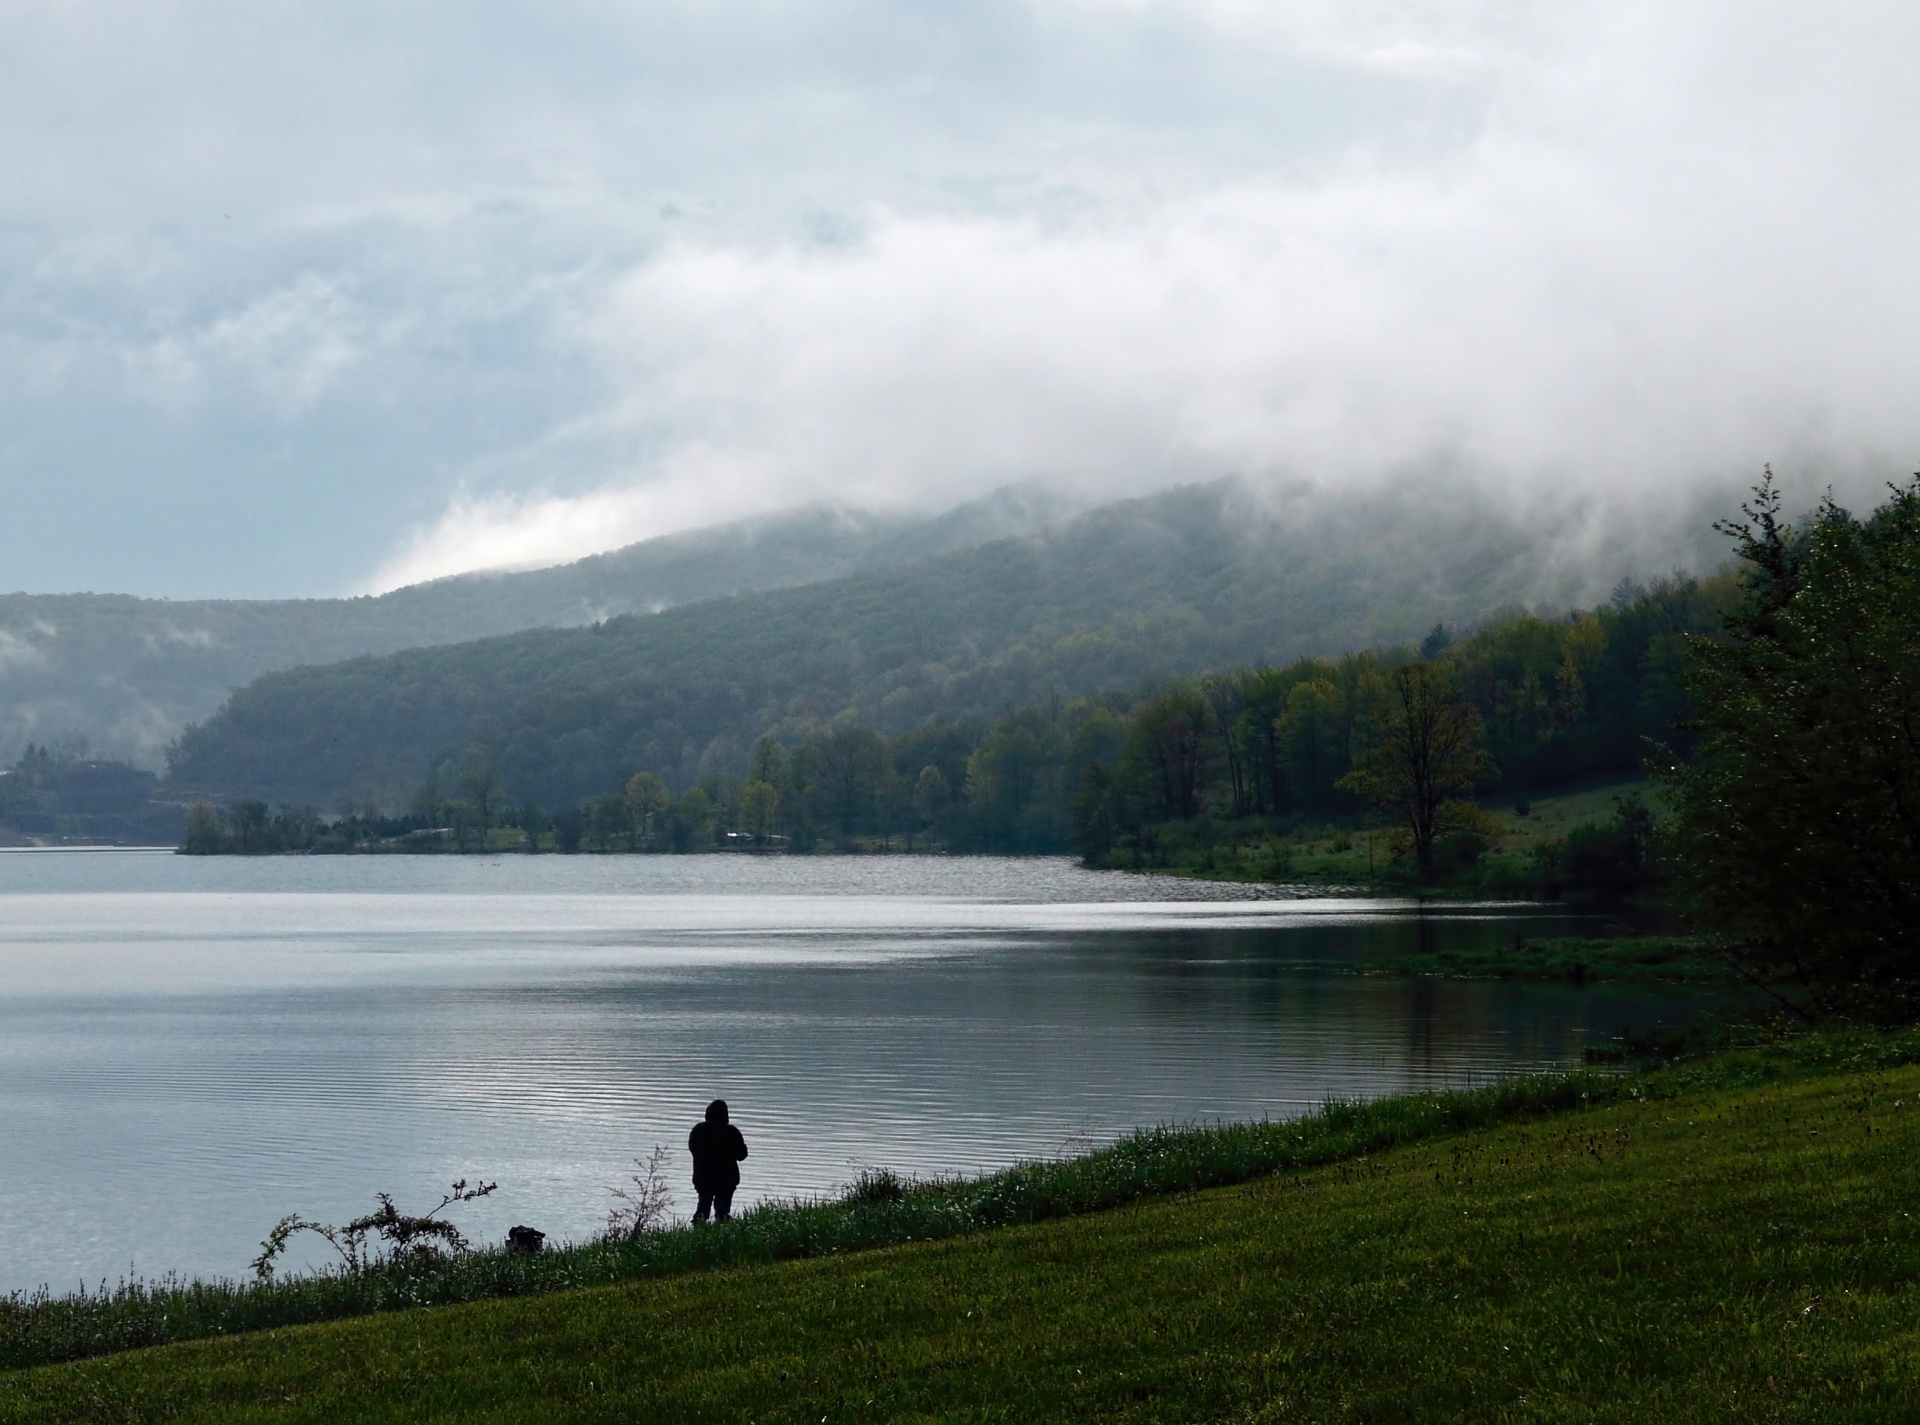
(7, 1032, 1920, 1420)
(0, 1072, 1653, 1375)
(1151, 777, 1660, 896)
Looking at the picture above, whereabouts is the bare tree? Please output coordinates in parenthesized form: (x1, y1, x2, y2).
(252, 1178, 497, 1281)
(606, 1147, 677, 1238)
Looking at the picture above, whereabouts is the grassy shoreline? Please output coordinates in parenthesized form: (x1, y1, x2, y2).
(6, 1027, 1920, 1420)
(2, 1026, 1908, 1380)
(0, 1069, 1643, 1376)
(1131, 776, 1664, 897)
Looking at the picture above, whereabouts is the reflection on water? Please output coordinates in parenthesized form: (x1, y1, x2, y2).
(0, 852, 1718, 1292)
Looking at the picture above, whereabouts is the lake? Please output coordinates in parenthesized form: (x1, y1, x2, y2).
(0, 852, 1718, 1293)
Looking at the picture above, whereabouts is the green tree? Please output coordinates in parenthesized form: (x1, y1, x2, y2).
(183, 801, 223, 855)
(589, 795, 629, 852)
(449, 800, 482, 851)
(410, 772, 443, 825)
(1234, 668, 1295, 815)
(738, 779, 779, 846)
(1065, 706, 1125, 788)
(913, 765, 951, 848)
(1555, 792, 1663, 898)
(458, 767, 500, 830)
(516, 800, 549, 853)
(873, 766, 910, 850)
(625, 772, 669, 850)
(1339, 661, 1491, 879)
(670, 787, 714, 853)
(1659, 475, 1920, 1020)
(1070, 763, 1127, 859)
(813, 727, 884, 846)
(964, 709, 1064, 851)
(1203, 674, 1252, 817)
(1278, 678, 1344, 815)
(749, 737, 786, 788)
(782, 741, 823, 851)
(224, 799, 271, 854)
(1124, 689, 1215, 821)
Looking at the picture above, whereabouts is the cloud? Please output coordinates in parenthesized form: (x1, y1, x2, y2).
(375, 0, 1920, 587)
(129, 275, 389, 416)
(140, 627, 218, 651)
(369, 480, 758, 587)
(1040, 0, 1537, 77)
(3, 0, 1917, 596)
(0, 630, 48, 674)
(198, 276, 381, 413)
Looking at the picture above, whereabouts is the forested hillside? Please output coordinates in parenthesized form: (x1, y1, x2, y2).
(181, 572, 1724, 877)
(167, 479, 1603, 810)
(0, 485, 1075, 765)
(0, 743, 185, 845)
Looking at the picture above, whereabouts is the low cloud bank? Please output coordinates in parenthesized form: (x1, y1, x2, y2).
(370, 0, 1920, 591)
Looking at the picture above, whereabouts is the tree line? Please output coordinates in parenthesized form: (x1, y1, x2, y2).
(183, 570, 1723, 864)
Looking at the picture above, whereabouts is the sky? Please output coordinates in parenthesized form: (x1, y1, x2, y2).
(1, 0, 1916, 598)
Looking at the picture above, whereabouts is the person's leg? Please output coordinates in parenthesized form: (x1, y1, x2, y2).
(714, 1186, 735, 1222)
(693, 1189, 714, 1224)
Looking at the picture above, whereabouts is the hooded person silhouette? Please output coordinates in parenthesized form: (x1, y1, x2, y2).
(687, 1099, 749, 1223)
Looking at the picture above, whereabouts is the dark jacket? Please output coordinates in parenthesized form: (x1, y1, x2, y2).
(688, 1119, 749, 1190)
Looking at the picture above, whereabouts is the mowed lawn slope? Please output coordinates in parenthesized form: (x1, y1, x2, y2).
(6, 1067, 1919, 1423)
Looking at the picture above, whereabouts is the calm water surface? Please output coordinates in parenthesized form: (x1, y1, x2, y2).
(0, 852, 1720, 1292)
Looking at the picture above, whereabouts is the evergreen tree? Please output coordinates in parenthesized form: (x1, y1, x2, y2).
(1660, 474, 1920, 1020)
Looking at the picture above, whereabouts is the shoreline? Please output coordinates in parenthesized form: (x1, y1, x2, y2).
(0, 1045, 1709, 1373)
(4, 1024, 1913, 1406)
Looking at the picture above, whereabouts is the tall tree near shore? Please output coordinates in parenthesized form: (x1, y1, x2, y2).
(964, 708, 1065, 851)
(625, 772, 669, 848)
(183, 800, 222, 854)
(458, 767, 500, 830)
(1659, 474, 1920, 1021)
(1234, 667, 1295, 816)
(738, 779, 779, 846)
(1125, 689, 1216, 821)
(1339, 661, 1491, 878)
(670, 787, 714, 852)
(1203, 674, 1251, 817)
(814, 726, 885, 846)
(1278, 678, 1343, 814)
(913, 764, 951, 848)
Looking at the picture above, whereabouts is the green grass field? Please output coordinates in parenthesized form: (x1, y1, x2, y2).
(1164, 777, 1661, 894)
(5, 1039, 1918, 1422)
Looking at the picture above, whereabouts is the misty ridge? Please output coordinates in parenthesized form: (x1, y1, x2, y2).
(0, 481, 1090, 769)
(162, 474, 1726, 813)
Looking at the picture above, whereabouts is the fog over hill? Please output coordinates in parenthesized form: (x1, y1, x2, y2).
(167, 477, 1632, 811)
(0, 483, 1084, 766)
